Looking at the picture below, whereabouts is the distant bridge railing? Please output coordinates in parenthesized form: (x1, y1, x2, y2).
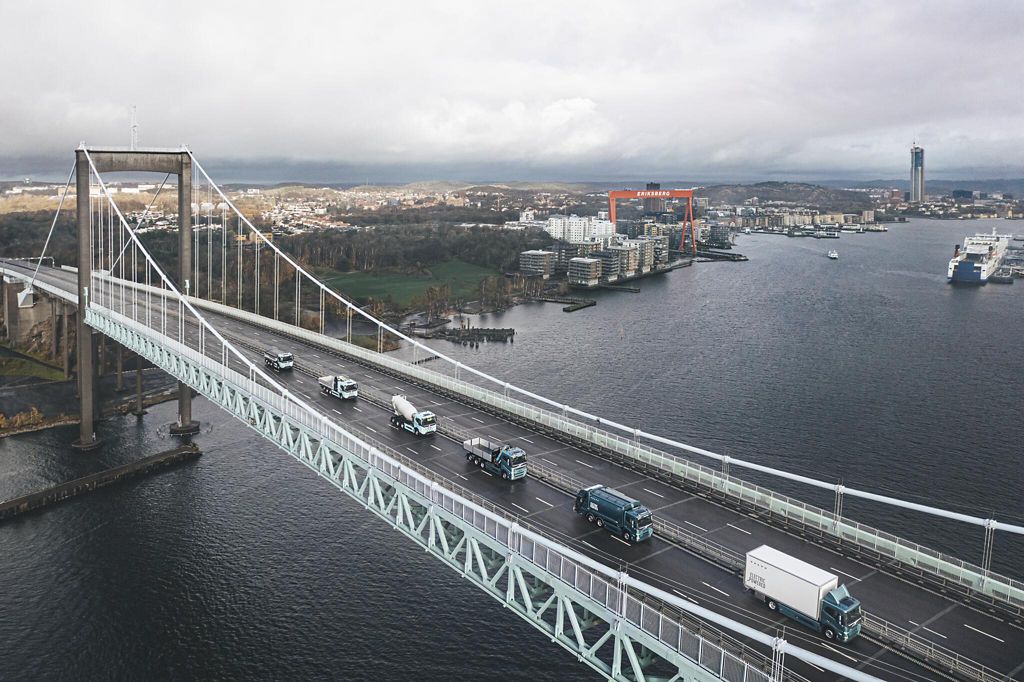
(160, 289, 1024, 618)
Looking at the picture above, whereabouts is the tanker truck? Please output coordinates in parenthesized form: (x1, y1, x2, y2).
(390, 395, 437, 436)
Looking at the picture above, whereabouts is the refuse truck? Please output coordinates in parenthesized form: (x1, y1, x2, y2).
(744, 545, 862, 642)
(318, 375, 358, 400)
(463, 438, 527, 480)
(390, 395, 437, 436)
(573, 485, 654, 542)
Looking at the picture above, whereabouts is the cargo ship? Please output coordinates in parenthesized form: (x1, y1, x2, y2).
(947, 229, 1011, 284)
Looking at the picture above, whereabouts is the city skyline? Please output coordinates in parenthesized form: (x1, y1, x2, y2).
(1, 1, 1023, 182)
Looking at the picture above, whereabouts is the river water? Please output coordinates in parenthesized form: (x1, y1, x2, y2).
(1, 218, 1021, 679)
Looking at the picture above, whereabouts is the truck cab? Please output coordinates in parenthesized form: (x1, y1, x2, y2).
(820, 585, 862, 642)
(264, 349, 294, 371)
(574, 485, 654, 542)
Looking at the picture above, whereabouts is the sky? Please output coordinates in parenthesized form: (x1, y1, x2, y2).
(1, 0, 1022, 183)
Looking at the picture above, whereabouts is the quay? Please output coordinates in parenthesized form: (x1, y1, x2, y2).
(533, 295, 596, 312)
(0, 444, 201, 522)
(435, 327, 515, 343)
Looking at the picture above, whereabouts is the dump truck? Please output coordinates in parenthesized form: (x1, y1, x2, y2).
(573, 485, 654, 542)
(263, 349, 293, 371)
(390, 395, 436, 436)
(744, 545, 862, 642)
(463, 438, 527, 480)
(318, 375, 358, 400)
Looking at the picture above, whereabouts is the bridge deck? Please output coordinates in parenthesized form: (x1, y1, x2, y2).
(6, 260, 1022, 680)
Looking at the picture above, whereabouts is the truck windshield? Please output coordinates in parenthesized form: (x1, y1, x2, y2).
(420, 415, 436, 425)
(840, 607, 861, 626)
(509, 454, 527, 466)
(280, 353, 293, 361)
(636, 514, 653, 528)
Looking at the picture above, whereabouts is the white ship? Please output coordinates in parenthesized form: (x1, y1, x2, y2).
(947, 229, 1011, 284)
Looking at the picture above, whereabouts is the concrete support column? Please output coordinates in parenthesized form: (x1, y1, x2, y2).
(170, 153, 199, 436)
(50, 299, 59, 360)
(114, 344, 124, 392)
(132, 352, 146, 417)
(62, 302, 70, 379)
(2, 278, 18, 341)
(73, 150, 100, 451)
(98, 334, 107, 376)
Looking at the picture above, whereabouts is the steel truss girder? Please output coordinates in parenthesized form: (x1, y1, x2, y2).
(84, 306, 770, 682)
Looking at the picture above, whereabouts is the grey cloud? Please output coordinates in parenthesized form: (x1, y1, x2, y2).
(1, 0, 1022, 181)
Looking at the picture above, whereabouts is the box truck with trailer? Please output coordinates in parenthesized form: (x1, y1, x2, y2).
(744, 545, 862, 642)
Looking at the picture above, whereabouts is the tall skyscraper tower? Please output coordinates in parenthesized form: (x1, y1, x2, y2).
(910, 144, 925, 203)
(642, 182, 666, 213)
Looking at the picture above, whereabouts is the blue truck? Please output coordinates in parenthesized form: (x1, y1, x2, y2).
(744, 545, 862, 642)
(463, 438, 528, 480)
(573, 485, 654, 542)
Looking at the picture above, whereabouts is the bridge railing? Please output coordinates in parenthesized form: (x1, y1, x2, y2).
(85, 299, 806, 682)
(166, 291, 1024, 615)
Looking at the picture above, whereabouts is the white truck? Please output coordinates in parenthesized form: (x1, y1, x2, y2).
(263, 349, 294, 371)
(744, 545, 862, 642)
(390, 395, 437, 436)
(318, 375, 358, 400)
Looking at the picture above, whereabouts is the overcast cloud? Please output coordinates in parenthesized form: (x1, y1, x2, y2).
(1, 0, 1022, 181)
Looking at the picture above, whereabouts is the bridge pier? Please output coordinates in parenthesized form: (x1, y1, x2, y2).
(72, 150, 100, 451)
(62, 302, 71, 379)
(132, 352, 146, 417)
(169, 154, 199, 436)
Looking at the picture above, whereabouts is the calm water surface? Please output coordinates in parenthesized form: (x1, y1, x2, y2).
(1, 218, 1021, 679)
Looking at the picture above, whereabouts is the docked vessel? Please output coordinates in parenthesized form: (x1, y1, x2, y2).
(827, 249, 839, 260)
(947, 229, 1011, 283)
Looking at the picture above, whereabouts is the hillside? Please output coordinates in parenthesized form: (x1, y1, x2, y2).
(697, 182, 873, 211)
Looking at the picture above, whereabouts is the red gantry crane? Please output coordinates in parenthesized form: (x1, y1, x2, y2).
(607, 188, 696, 255)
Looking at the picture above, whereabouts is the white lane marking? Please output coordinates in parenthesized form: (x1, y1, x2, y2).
(332, 409, 342, 415)
(672, 589, 699, 605)
(295, 380, 304, 384)
(395, 386, 404, 391)
(366, 427, 378, 434)
(581, 540, 599, 550)
(643, 488, 664, 498)
(701, 581, 730, 598)
(481, 471, 492, 477)
(909, 621, 948, 639)
(611, 535, 631, 547)
(830, 567, 860, 581)
(430, 445, 442, 452)
(431, 401, 443, 406)
(540, 457, 559, 466)
(685, 520, 709, 532)
(471, 417, 486, 424)
(353, 406, 362, 413)
(535, 497, 554, 507)
(405, 448, 417, 455)
(519, 437, 534, 444)
(726, 523, 751, 535)
(819, 642, 858, 663)
(511, 503, 531, 514)
(253, 332, 261, 335)
(963, 623, 1004, 642)
(574, 459, 594, 468)
(312, 354, 321, 358)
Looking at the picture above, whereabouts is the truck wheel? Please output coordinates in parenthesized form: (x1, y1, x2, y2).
(622, 530, 631, 542)
(596, 519, 604, 528)
(823, 627, 836, 641)
(502, 472, 509, 480)
(767, 599, 778, 612)
(466, 453, 472, 461)
(586, 513, 595, 524)
(478, 460, 485, 468)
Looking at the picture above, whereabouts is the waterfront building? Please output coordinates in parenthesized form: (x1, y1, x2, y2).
(568, 257, 602, 287)
(607, 244, 639, 278)
(519, 250, 555, 279)
(623, 239, 655, 272)
(911, 144, 925, 203)
(544, 214, 616, 242)
(591, 250, 621, 282)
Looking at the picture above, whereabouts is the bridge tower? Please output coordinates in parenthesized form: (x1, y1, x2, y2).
(73, 148, 199, 449)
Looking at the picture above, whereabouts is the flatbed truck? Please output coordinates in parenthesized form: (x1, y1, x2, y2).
(463, 438, 527, 480)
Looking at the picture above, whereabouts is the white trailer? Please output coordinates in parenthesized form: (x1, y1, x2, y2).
(319, 375, 358, 400)
(744, 545, 836, 620)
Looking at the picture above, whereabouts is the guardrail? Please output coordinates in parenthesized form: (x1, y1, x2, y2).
(83, 273, 1024, 620)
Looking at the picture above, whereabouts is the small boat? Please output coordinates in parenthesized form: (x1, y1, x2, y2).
(827, 250, 839, 260)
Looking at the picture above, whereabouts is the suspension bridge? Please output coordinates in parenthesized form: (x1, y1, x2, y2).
(2, 145, 1022, 682)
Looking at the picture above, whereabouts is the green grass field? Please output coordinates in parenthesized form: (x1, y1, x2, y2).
(316, 259, 498, 307)
(0, 357, 64, 381)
